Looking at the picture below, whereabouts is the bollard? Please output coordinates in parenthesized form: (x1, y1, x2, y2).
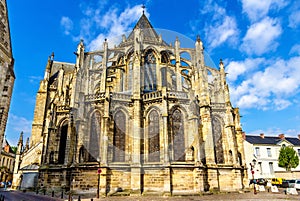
(78, 195, 81, 201)
(43, 189, 46, 195)
(61, 191, 64, 199)
(52, 191, 54, 197)
(36, 188, 39, 194)
(91, 199, 93, 201)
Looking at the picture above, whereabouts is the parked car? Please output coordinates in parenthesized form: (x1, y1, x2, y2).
(271, 178, 285, 187)
(295, 180, 300, 190)
(282, 180, 289, 188)
(287, 180, 296, 188)
(257, 178, 268, 186)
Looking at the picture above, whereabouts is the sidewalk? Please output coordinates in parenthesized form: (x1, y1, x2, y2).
(63, 190, 300, 201)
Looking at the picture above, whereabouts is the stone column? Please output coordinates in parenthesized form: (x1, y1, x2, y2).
(161, 87, 169, 164)
(175, 37, 182, 91)
(130, 28, 142, 194)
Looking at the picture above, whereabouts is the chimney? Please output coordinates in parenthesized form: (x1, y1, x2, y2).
(260, 133, 265, 139)
(278, 134, 285, 139)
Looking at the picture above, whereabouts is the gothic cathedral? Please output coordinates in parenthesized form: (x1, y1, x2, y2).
(13, 13, 247, 195)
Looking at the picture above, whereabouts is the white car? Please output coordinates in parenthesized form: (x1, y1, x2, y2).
(295, 180, 300, 190)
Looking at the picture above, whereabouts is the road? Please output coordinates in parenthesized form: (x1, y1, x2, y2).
(0, 189, 63, 201)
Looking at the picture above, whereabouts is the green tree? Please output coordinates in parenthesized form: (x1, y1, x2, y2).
(278, 146, 299, 171)
(11, 146, 17, 154)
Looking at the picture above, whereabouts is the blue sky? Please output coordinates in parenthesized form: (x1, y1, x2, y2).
(5, 0, 300, 146)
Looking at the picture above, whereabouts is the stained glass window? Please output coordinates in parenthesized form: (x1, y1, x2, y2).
(148, 110, 160, 162)
(113, 111, 126, 162)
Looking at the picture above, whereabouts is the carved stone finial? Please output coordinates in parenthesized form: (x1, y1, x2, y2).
(142, 4, 146, 14)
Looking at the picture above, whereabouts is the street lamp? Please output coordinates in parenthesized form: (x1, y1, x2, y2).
(250, 159, 257, 194)
(97, 157, 101, 198)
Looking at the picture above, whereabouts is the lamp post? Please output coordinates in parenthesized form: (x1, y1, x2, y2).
(97, 157, 101, 198)
(250, 159, 257, 194)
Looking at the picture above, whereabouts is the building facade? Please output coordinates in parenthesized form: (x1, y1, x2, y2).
(13, 13, 246, 195)
(0, 137, 15, 184)
(0, 0, 15, 157)
(244, 134, 300, 180)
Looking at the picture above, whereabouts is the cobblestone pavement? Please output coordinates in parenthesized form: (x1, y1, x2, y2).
(2, 189, 300, 201)
(66, 190, 300, 201)
(0, 189, 62, 201)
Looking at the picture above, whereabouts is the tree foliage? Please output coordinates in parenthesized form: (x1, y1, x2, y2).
(278, 146, 299, 171)
(11, 146, 17, 154)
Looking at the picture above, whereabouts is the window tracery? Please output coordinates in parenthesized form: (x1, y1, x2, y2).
(148, 110, 160, 162)
(171, 109, 185, 161)
(113, 111, 126, 162)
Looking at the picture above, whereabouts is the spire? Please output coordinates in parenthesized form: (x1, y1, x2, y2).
(17, 131, 24, 154)
(25, 137, 30, 151)
(18, 131, 23, 145)
(127, 12, 159, 41)
(142, 4, 145, 14)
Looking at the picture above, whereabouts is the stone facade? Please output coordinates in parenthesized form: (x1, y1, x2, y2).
(13, 13, 247, 195)
(0, 0, 15, 157)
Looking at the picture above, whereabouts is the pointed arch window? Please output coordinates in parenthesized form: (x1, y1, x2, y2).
(171, 109, 185, 161)
(148, 110, 160, 162)
(144, 50, 157, 92)
(212, 116, 224, 164)
(113, 111, 126, 162)
(89, 111, 101, 162)
(58, 121, 68, 164)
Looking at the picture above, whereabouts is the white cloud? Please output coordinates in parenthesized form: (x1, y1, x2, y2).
(28, 75, 43, 84)
(226, 58, 265, 81)
(240, 17, 282, 55)
(241, 0, 288, 22)
(60, 3, 147, 50)
(247, 127, 298, 137)
(200, 2, 239, 49)
(290, 44, 300, 55)
(274, 99, 291, 110)
(205, 16, 239, 49)
(60, 16, 74, 35)
(6, 114, 32, 134)
(88, 5, 145, 50)
(289, 10, 300, 28)
(229, 56, 300, 110)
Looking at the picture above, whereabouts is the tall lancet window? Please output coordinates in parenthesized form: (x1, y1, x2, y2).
(113, 111, 126, 162)
(144, 50, 157, 92)
(89, 111, 101, 162)
(148, 110, 160, 162)
(171, 109, 185, 161)
(212, 116, 224, 164)
(58, 121, 68, 164)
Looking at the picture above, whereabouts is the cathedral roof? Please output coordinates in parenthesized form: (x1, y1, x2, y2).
(124, 13, 168, 46)
(50, 61, 75, 77)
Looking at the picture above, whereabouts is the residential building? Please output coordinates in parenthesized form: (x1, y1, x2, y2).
(0, 137, 15, 183)
(244, 133, 300, 180)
